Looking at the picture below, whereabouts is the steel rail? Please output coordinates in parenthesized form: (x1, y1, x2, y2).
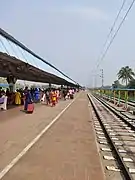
(93, 94, 135, 131)
(102, 94, 135, 108)
(87, 94, 133, 180)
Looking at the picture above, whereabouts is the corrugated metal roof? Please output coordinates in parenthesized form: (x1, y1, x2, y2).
(0, 28, 78, 85)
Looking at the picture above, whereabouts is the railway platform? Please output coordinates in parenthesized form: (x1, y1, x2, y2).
(0, 92, 104, 180)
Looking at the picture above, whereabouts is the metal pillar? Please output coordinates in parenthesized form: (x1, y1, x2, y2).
(100, 69, 104, 87)
(6, 75, 17, 92)
(49, 83, 51, 89)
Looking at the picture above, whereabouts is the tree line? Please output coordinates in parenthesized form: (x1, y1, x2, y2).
(112, 66, 135, 89)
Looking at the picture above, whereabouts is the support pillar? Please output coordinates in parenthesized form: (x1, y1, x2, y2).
(6, 75, 17, 92)
(117, 90, 121, 106)
(124, 91, 128, 110)
(49, 83, 51, 89)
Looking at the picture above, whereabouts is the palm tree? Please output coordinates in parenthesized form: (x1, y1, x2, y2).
(117, 66, 135, 86)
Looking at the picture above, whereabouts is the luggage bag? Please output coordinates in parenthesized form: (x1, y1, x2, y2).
(27, 103, 34, 114)
(70, 94, 74, 99)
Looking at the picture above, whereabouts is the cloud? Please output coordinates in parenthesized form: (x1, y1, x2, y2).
(47, 6, 109, 22)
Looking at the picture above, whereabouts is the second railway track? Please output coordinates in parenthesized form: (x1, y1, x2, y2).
(88, 93, 135, 180)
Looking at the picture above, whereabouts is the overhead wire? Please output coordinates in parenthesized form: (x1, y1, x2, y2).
(96, 0, 126, 64)
(91, 0, 127, 76)
(96, 0, 135, 68)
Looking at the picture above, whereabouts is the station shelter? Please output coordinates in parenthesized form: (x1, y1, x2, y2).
(0, 28, 79, 92)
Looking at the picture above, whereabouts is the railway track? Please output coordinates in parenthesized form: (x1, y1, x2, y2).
(94, 93, 135, 120)
(102, 94, 135, 108)
(88, 93, 135, 180)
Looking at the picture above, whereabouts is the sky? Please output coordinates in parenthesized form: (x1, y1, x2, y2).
(1, 0, 135, 87)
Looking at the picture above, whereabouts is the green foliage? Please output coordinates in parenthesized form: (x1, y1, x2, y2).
(117, 66, 135, 86)
(112, 80, 124, 89)
(127, 79, 135, 89)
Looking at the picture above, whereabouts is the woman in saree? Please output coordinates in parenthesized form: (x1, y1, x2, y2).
(24, 88, 33, 111)
(51, 89, 57, 107)
(15, 90, 21, 105)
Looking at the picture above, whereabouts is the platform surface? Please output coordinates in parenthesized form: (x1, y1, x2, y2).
(0, 92, 104, 180)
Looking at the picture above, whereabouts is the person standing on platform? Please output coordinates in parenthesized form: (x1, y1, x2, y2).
(24, 87, 32, 111)
(51, 89, 57, 107)
(30, 88, 34, 101)
(15, 89, 21, 105)
(6, 88, 10, 105)
(34, 88, 39, 102)
(56, 89, 60, 103)
(45, 90, 50, 105)
(72, 88, 75, 94)
(63, 89, 67, 100)
(69, 88, 73, 99)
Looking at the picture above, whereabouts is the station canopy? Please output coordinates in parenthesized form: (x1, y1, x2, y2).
(0, 28, 78, 86)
